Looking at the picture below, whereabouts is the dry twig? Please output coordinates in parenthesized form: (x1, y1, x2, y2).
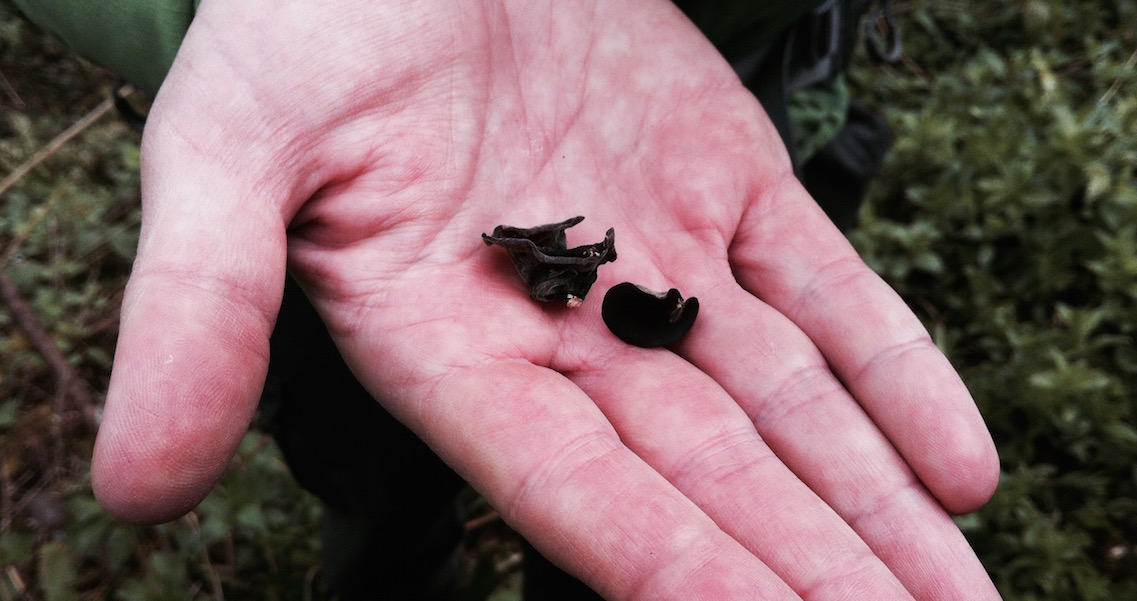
(0, 269, 97, 428)
(0, 86, 131, 198)
(0, 66, 24, 109)
(1098, 46, 1137, 106)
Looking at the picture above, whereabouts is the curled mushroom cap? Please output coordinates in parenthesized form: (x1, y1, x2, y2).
(482, 216, 616, 306)
(601, 282, 699, 347)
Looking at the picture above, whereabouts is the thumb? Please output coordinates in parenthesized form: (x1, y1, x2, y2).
(91, 108, 289, 524)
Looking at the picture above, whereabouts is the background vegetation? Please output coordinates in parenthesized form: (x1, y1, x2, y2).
(1, 0, 1135, 599)
(850, 1, 1137, 598)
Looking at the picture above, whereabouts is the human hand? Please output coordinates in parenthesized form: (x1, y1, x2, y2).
(91, 0, 1001, 598)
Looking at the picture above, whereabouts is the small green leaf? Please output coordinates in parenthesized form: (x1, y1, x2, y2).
(38, 541, 78, 601)
(0, 399, 19, 427)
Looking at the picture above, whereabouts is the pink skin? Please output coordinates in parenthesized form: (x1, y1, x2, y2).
(90, 0, 1001, 599)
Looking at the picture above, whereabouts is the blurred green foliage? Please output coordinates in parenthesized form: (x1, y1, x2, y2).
(849, 0, 1137, 598)
(2, 433, 325, 601)
(0, 6, 330, 599)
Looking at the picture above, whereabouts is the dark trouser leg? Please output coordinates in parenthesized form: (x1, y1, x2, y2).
(264, 277, 467, 600)
(521, 539, 606, 601)
(266, 278, 610, 600)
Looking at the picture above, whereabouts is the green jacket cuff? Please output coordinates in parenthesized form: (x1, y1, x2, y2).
(9, 0, 200, 93)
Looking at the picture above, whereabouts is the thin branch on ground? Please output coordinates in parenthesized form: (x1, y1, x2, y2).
(0, 86, 132, 198)
(0, 66, 24, 108)
(1098, 47, 1137, 106)
(0, 269, 97, 428)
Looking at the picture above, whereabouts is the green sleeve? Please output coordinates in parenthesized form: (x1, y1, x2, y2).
(9, 0, 200, 93)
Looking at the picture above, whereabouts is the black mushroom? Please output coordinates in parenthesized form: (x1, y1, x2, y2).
(601, 282, 699, 347)
(482, 216, 617, 306)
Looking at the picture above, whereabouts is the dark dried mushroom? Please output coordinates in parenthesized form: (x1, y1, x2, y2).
(601, 282, 699, 347)
(482, 216, 617, 306)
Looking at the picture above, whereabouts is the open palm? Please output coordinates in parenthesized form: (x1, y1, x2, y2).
(91, 1, 1000, 599)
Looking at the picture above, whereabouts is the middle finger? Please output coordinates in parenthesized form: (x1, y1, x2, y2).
(562, 345, 914, 600)
(675, 280, 993, 599)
